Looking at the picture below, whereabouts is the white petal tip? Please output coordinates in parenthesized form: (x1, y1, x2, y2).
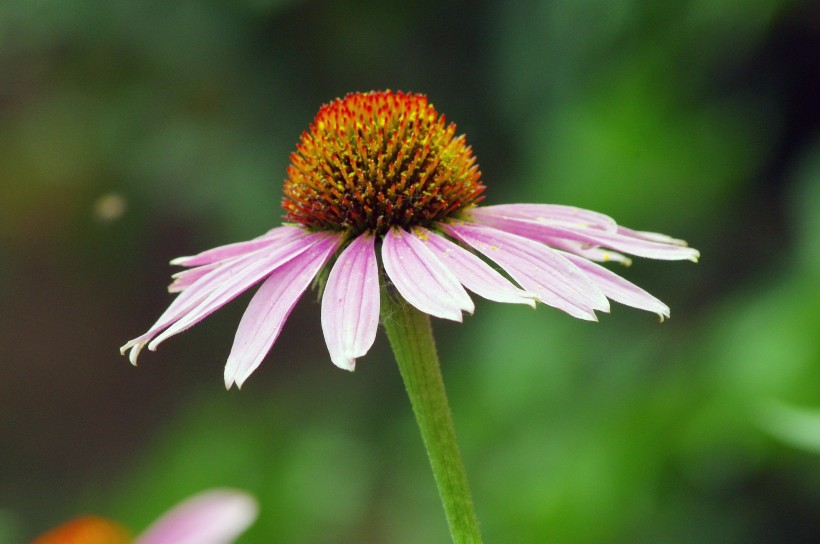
(463, 298, 476, 316)
(509, 293, 538, 308)
(679, 248, 700, 262)
(224, 367, 251, 390)
(665, 237, 689, 247)
(125, 343, 144, 366)
(332, 356, 357, 372)
(225, 374, 245, 390)
(225, 379, 243, 391)
(169, 256, 192, 266)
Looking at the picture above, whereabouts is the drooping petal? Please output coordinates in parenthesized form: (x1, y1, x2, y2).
(120, 228, 324, 363)
(420, 226, 537, 307)
(148, 231, 337, 351)
(224, 234, 341, 388)
(442, 222, 609, 321)
(561, 252, 670, 320)
(170, 226, 297, 267)
(616, 226, 689, 246)
(381, 227, 474, 321)
(470, 210, 700, 261)
(121, 250, 268, 364)
(547, 239, 633, 265)
(470, 204, 617, 232)
(135, 489, 258, 544)
(559, 225, 700, 261)
(169, 229, 301, 293)
(321, 232, 380, 371)
(168, 262, 222, 293)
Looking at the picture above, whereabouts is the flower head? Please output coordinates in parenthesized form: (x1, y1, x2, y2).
(282, 91, 484, 234)
(121, 90, 699, 389)
(33, 489, 258, 544)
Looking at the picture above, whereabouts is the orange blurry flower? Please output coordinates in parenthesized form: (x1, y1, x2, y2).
(33, 515, 131, 544)
(33, 489, 257, 544)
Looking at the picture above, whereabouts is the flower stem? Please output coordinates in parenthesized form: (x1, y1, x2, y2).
(381, 290, 483, 544)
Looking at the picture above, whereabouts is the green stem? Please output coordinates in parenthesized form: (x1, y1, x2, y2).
(381, 290, 483, 544)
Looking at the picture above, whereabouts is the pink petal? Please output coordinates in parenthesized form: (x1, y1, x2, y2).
(321, 232, 380, 371)
(470, 204, 617, 232)
(121, 250, 268, 364)
(442, 222, 609, 321)
(419, 226, 537, 307)
(120, 229, 324, 363)
(561, 252, 670, 320)
(616, 226, 689, 246)
(541, 239, 633, 265)
(381, 227, 474, 321)
(224, 234, 341, 389)
(470, 210, 699, 261)
(147, 231, 336, 351)
(135, 489, 258, 544)
(168, 262, 221, 293)
(170, 226, 297, 267)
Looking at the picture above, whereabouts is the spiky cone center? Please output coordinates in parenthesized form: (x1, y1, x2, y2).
(282, 91, 485, 235)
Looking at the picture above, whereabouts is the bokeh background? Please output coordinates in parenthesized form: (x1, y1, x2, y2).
(2, 0, 819, 542)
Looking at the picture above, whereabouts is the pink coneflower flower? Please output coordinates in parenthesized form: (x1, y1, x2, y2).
(33, 488, 258, 544)
(121, 91, 698, 389)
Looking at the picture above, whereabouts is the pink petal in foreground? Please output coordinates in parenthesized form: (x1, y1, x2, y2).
(381, 227, 474, 321)
(120, 228, 320, 363)
(224, 233, 341, 389)
(420, 226, 537, 307)
(561, 252, 671, 320)
(135, 489, 258, 544)
(148, 231, 335, 352)
(321, 232, 380, 371)
(121, 250, 269, 365)
(442, 222, 608, 321)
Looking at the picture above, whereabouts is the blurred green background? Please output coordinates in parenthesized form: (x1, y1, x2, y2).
(2, 0, 819, 542)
